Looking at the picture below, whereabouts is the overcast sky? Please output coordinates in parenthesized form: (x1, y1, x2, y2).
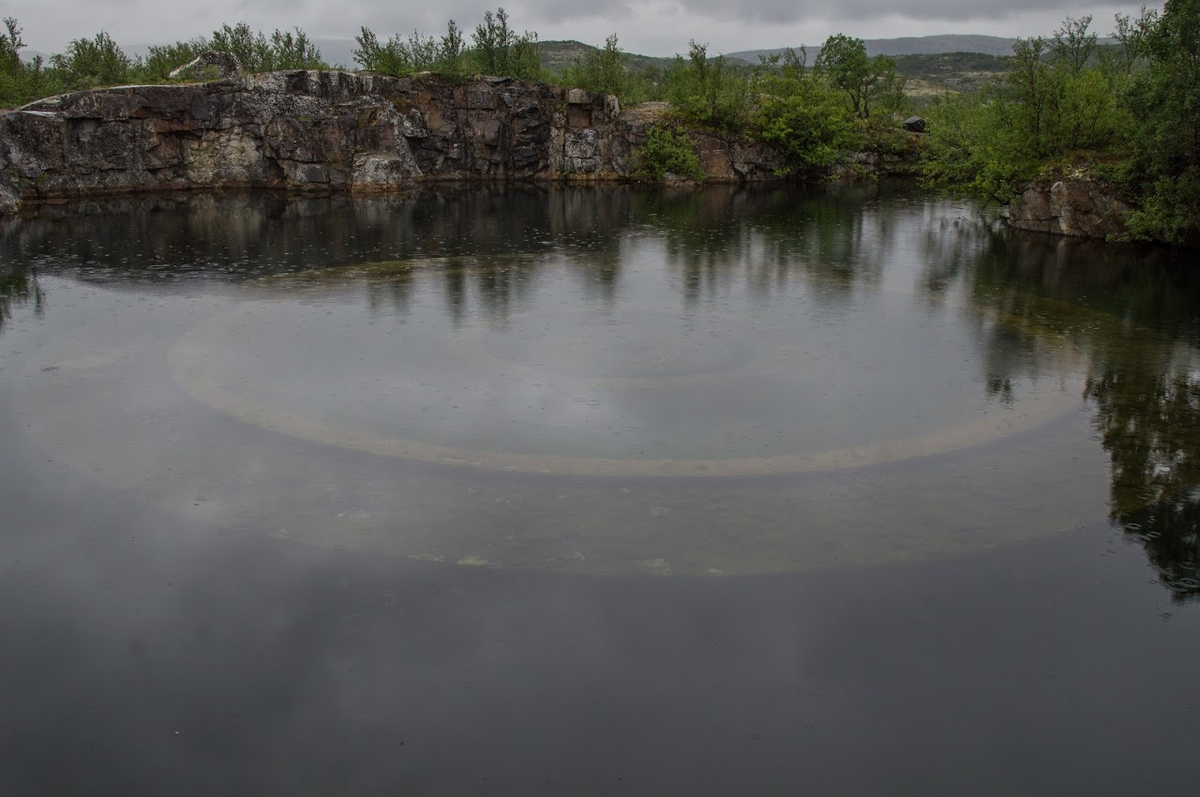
(10, 1, 1152, 56)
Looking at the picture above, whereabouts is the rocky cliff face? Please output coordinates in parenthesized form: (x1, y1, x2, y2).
(1006, 179, 1130, 239)
(0, 70, 786, 214)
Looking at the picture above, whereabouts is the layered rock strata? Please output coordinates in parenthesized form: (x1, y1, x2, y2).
(0, 70, 786, 213)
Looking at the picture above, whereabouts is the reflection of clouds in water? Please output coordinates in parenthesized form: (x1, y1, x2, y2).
(176, 230, 1077, 469)
(6, 187, 1200, 591)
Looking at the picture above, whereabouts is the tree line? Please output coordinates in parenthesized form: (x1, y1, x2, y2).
(0, 20, 327, 104)
(920, 1, 1200, 243)
(1, 3, 1196, 243)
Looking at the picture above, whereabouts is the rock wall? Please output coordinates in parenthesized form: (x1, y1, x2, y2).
(1006, 179, 1130, 239)
(0, 70, 786, 214)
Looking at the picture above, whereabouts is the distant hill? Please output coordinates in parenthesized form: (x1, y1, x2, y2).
(893, 52, 1010, 96)
(19, 34, 1033, 97)
(537, 40, 676, 74)
(728, 33, 1118, 64)
(726, 35, 1022, 63)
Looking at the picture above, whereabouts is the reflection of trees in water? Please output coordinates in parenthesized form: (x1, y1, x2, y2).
(9, 186, 1200, 602)
(442, 263, 468, 327)
(0, 268, 44, 333)
(636, 182, 895, 307)
(0, 187, 634, 286)
(1086, 357, 1200, 603)
(0, 182, 911, 319)
(359, 257, 541, 330)
(943, 230, 1200, 603)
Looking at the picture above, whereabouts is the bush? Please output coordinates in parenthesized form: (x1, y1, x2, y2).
(664, 41, 750, 134)
(469, 8, 542, 80)
(138, 40, 209, 81)
(561, 34, 626, 98)
(355, 20, 467, 78)
(752, 75, 862, 176)
(635, 126, 706, 183)
(1116, 0, 1200, 243)
(209, 23, 325, 72)
(919, 16, 1127, 206)
(49, 31, 132, 89)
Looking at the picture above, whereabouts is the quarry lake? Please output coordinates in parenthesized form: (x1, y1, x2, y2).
(2, 181, 1199, 795)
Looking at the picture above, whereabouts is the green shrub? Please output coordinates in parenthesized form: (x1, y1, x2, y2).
(752, 77, 862, 176)
(469, 8, 542, 80)
(663, 41, 750, 134)
(49, 31, 132, 89)
(635, 126, 706, 183)
(138, 39, 209, 81)
(561, 34, 627, 98)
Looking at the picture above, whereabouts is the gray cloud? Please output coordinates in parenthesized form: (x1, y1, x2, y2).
(12, 0, 1147, 55)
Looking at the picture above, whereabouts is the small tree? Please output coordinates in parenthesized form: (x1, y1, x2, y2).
(635, 125, 706, 183)
(1051, 15, 1097, 76)
(472, 8, 513, 75)
(50, 31, 132, 88)
(210, 23, 271, 72)
(563, 34, 627, 97)
(470, 8, 540, 79)
(664, 40, 749, 133)
(1, 17, 23, 72)
(438, 20, 466, 76)
(268, 28, 324, 70)
(814, 34, 894, 119)
(1119, 0, 1200, 242)
(140, 39, 209, 81)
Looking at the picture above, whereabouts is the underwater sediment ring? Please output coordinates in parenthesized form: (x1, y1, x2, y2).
(168, 297, 1085, 479)
(12, 280, 1114, 575)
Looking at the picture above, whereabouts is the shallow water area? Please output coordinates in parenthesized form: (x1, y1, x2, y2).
(2, 183, 1199, 795)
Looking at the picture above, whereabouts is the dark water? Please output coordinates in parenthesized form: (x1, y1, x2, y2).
(2, 183, 1198, 795)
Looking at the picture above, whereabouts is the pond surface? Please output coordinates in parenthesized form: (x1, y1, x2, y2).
(2, 183, 1199, 794)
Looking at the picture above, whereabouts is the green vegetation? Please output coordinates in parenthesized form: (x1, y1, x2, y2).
(353, 8, 540, 81)
(0, 18, 327, 107)
(751, 50, 864, 175)
(1117, 0, 1200, 243)
(813, 34, 901, 119)
(209, 23, 325, 72)
(1, 12, 909, 184)
(920, 2, 1200, 244)
(657, 38, 913, 178)
(559, 34, 663, 104)
(662, 41, 752, 134)
(4, 3, 1194, 242)
(634, 125, 706, 183)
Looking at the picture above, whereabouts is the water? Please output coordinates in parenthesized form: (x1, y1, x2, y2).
(2, 183, 1199, 794)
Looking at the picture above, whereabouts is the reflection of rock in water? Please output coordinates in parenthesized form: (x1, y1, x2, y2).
(1087, 365, 1200, 604)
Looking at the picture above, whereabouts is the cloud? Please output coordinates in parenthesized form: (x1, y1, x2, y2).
(11, 0, 1149, 55)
